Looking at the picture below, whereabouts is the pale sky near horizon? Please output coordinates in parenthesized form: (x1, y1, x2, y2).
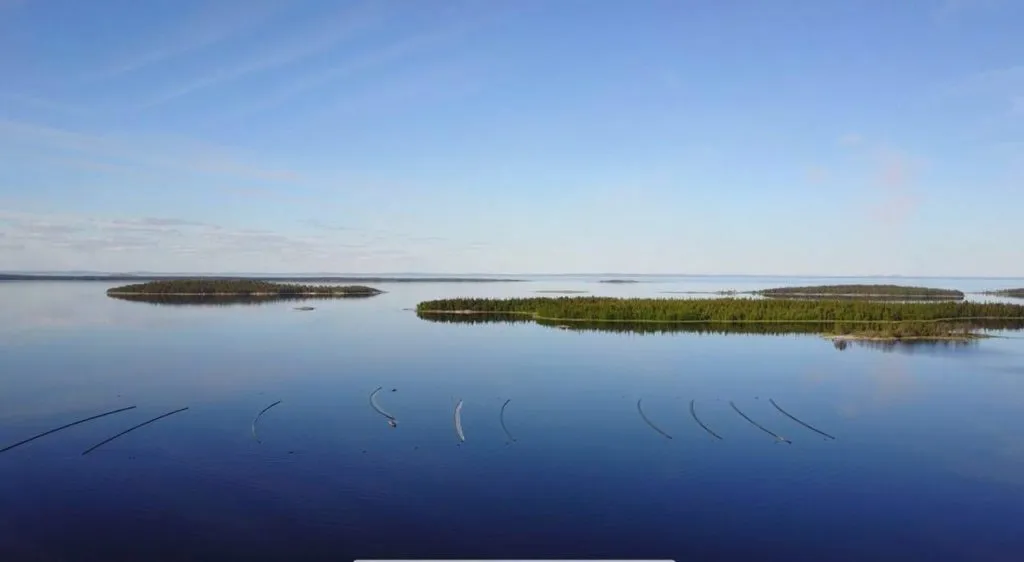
(1, 0, 1022, 275)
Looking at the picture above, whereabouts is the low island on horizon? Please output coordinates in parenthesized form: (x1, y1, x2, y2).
(754, 284, 965, 300)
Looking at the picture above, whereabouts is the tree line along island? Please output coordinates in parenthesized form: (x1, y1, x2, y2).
(106, 279, 384, 297)
(754, 284, 964, 300)
(415, 295, 1024, 340)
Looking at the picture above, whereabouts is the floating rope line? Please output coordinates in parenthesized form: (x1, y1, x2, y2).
(369, 386, 397, 427)
(81, 407, 189, 455)
(769, 399, 836, 440)
(454, 399, 465, 442)
(252, 400, 282, 443)
(730, 401, 790, 444)
(0, 406, 137, 454)
(637, 398, 673, 440)
(499, 399, 516, 443)
(689, 400, 723, 440)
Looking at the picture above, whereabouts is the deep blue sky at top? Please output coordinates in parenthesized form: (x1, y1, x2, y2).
(0, 0, 1021, 274)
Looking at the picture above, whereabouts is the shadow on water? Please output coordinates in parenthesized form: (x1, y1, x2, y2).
(108, 294, 378, 307)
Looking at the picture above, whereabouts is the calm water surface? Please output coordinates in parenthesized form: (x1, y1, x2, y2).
(2, 276, 1024, 561)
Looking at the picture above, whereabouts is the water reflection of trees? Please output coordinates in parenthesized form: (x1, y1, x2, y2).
(108, 294, 377, 307)
(417, 312, 1024, 339)
(835, 338, 981, 355)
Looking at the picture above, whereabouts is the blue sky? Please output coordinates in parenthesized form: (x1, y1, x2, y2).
(0, 0, 1021, 275)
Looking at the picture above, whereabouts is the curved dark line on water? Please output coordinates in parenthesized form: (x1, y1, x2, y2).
(0, 406, 137, 454)
(81, 407, 189, 455)
(454, 399, 465, 442)
(689, 400, 723, 440)
(369, 386, 396, 421)
(499, 399, 516, 442)
(252, 400, 282, 443)
(730, 401, 790, 444)
(769, 399, 836, 440)
(637, 399, 673, 440)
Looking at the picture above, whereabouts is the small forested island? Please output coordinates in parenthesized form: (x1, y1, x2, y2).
(107, 279, 383, 297)
(982, 289, 1024, 298)
(599, 279, 639, 284)
(415, 297, 1024, 340)
(756, 284, 964, 300)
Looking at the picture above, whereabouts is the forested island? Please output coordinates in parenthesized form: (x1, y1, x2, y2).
(755, 284, 964, 300)
(415, 297, 1024, 340)
(107, 279, 383, 297)
(599, 279, 639, 284)
(982, 289, 1024, 298)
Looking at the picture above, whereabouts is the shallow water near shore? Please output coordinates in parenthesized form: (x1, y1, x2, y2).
(2, 276, 1024, 561)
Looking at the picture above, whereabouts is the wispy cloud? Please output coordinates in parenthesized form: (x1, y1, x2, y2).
(216, 1, 519, 121)
(218, 31, 453, 120)
(90, 0, 282, 79)
(868, 149, 926, 228)
(0, 93, 90, 116)
(301, 219, 492, 255)
(942, 65, 1024, 115)
(838, 136, 927, 229)
(0, 210, 370, 262)
(139, 3, 385, 108)
(806, 166, 829, 185)
(933, 0, 1007, 22)
(302, 219, 354, 232)
(0, 118, 300, 183)
(302, 219, 446, 244)
(838, 133, 863, 146)
(1, 209, 497, 271)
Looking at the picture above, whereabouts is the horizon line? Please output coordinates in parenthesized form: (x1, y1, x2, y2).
(3, 270, 1024, 280)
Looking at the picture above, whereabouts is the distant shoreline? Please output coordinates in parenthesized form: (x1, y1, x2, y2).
(1, 274, 524, 283)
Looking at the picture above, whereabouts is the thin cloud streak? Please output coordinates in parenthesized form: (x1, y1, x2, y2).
(869, 149, 926, 228)
(941, 65, 1024, 115)
(1, 210, 371, 263)
(933, 0, 1007, 22)
(89, 0, 283, 80)
(218, 3, 515, 121)
(220, 31, 452, 120)
(139, 3, 385, 108)
(0, 119, 300, 183)
(838, 136, 927, 230)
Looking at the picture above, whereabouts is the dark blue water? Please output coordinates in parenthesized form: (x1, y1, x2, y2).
(3, 278, 1024, 561)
